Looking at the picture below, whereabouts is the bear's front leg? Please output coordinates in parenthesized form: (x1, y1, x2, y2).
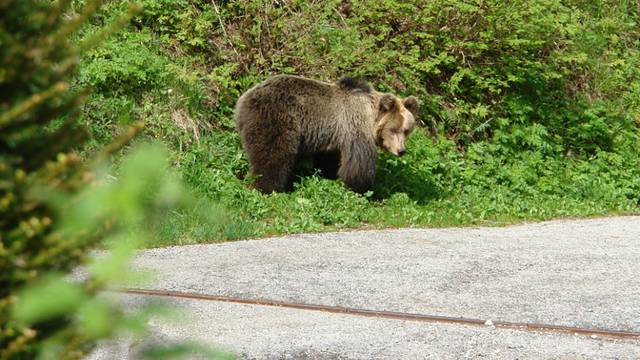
(337, 139, 377, 194)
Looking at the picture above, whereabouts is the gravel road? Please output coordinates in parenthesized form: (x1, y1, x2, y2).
(88, 216, 640, 359)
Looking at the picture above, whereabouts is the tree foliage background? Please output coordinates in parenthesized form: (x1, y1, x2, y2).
(74, 0, 640, 241)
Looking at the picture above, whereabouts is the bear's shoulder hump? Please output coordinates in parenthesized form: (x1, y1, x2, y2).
(337, 77, 371, 93)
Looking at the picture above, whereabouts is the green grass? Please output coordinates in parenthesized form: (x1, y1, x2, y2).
(73, 0, 640, 246)
(137, 128, 640, 247)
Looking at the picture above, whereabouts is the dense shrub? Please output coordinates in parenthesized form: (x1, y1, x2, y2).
(1, 0, 126, 356)
(0, 1, 227, 359)
(74, 0, 640, 241)
(126, 0, 639, 150)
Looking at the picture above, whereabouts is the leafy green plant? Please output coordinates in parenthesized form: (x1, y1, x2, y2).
(78, 30, 168, 95)
(70, 0, 640, 242)
(0, 0, 229, 359)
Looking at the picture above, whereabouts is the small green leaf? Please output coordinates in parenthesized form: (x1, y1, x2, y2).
(77, 299, 115, 338)
(13, 274, 87, 324)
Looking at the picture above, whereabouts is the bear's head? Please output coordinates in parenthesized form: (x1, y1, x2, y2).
(375, 94, 419, 156)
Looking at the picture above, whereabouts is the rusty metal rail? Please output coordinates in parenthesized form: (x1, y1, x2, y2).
(117, 287, 640, 341)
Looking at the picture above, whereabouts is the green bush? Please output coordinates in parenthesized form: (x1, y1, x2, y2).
(1, 0, 135, 356)
(0, 1, 229, 359)
(141, 0, 634, 146)
(79, 30, 168, 95)
(72, 0, 640, 241)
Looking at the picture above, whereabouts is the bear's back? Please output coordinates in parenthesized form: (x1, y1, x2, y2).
(235, 75, 338, 130)
(235, 75, 376, 151)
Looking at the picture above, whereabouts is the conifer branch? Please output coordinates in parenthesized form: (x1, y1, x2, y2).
(0, 82, 69, 129)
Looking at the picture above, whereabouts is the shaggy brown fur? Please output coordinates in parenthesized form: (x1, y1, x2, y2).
(235, 74, 419, 194)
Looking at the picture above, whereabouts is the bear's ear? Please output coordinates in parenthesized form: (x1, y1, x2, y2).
(403, 96, 419, 115)
(379, 94, 397, 112)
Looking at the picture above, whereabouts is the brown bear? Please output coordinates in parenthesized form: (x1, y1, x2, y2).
(235, 74, 419, 194)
